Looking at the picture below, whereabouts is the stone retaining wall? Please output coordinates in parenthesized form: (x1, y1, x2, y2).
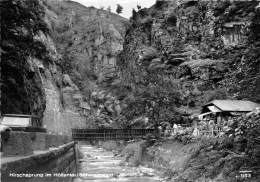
(2, 132, 34, 156)
(1, 142, 77, 182)
(1, 131, 71, 156)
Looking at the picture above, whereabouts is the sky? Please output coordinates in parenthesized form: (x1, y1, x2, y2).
(72, 0, 156, 19)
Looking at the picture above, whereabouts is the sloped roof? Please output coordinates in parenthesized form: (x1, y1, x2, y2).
(205, 100, 260, 112)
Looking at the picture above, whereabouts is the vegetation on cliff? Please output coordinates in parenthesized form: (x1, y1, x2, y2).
(1, 0, 93, 133)
(44, 0, 128, 94)
(1, 0, 259, 180)
(1, 0, 50, 118)
(114, 0, 260, 128)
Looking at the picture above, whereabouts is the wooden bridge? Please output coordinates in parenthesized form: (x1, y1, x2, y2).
(71, 129, 158, 140)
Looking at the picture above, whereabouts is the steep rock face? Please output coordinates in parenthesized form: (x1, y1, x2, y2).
(1, 0, 49, 119)
(173, 0, 260, 102)
(117, 0, 260, 120)
(1, 0, 88, 134)
(1, 0, 130, 132)
(42, 64, 87, 134)
(44, 0, 129, 92)
(41, 0, 129, 129)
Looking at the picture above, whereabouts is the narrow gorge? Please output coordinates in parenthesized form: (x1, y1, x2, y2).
(2, 0, 259, 133)
(1, 0, 260, 181)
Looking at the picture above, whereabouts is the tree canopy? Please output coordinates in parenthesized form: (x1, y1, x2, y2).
(116, 4, 123, 14)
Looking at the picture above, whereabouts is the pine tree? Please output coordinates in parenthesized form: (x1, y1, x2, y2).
(116, 4, 123, 14)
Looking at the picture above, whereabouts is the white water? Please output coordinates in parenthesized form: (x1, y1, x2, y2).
(73, 145, 164, 182)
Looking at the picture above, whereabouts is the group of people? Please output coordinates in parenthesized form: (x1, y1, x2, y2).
(157, 116, 235, 138)
(193, 116, 235, 137)
(158, 123, 188, 137)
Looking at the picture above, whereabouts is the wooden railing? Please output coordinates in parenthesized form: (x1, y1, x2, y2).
(71, 129, 158, 140)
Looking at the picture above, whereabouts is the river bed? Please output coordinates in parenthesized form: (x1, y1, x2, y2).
(73, 144, 164, 182)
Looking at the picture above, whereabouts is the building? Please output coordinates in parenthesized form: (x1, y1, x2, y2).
(199, 100, 260, 121)
(0, 114, 41, 127)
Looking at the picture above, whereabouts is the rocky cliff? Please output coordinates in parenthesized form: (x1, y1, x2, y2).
(1, 0, 129, 134)
(1, 0, 86, 134)
(44, 0, 128, 89)
(1, 0, 259, 131)
(42, 0, 129, 129)
(116, 0, 260, 125)
(1, 0, 49, 119)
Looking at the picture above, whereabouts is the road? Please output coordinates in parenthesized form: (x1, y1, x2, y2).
(73, 144, 163, 182)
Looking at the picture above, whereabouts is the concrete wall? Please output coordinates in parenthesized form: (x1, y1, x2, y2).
(1, 142, 77, 182)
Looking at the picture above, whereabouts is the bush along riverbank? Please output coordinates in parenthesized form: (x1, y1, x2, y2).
(97, 111, 259, 182)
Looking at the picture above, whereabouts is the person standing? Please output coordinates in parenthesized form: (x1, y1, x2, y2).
(209, 119, 215, 136)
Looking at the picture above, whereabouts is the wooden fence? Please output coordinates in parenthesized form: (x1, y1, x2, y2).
(71, 129, 158, 140)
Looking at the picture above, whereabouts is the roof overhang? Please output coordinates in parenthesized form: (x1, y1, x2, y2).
(198, 112, 213, 119)
(208, 105, 222, 113)
(203, 100, 260, 112)
(1, 116, 31, 127)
